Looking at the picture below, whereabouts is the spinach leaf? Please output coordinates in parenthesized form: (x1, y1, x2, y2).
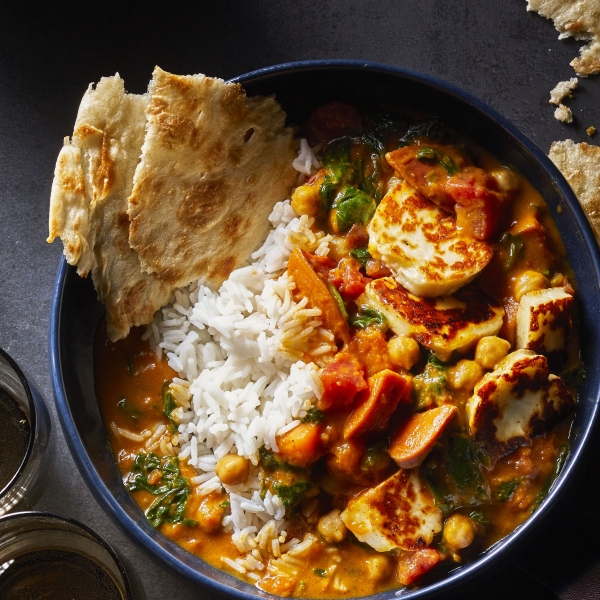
(560, 364, 586, 388)
(313, 568, 327, 578)
(301, 407, 325, 425)
(415, 146, 460, 176)
(125, 452, 196, 528)
(499, 233, 524, 270)
(398, 119, 458, 147)
(258, 446, 306, 474)
(117, 398, 142, 420)
(350, 247, 372, 267)
(272, 480, 313, 508)
(333, 186, 377, 232)
(413, 353, 448, 410)
(349, 308, 388, 330)
(469, 510, 490, 524)
(327, 282, 349, 320)
(162, 380, 177, 433)
(423, 462, 457, 515)
(446, 436, 488, 500)
(495, 478, 521, 502)
(321, 138, 351, 180)
(531, 443, 569, 512)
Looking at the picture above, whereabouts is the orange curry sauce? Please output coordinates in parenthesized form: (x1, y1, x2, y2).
(94, 104, 578, 598)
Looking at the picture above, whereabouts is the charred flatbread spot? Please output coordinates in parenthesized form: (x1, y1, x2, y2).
(220, 84, 246, 120)
(210, 256, 236, 281)
(116, 212, 129, 229)
(176, 179, 226, 230)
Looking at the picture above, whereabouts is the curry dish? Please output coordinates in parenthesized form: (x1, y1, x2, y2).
(95, 102, 580, 597)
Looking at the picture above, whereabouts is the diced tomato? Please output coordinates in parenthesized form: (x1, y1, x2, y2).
(319, 352, 367, 411)
(276, 422, 323, 468)
(396, 549, 441, 586)
(336, 257, 372, 301)
(345, 224, 370, 250)
(344, 369, 412, 440)
(305, 251, 336, 275)
(305, 102, 363, 143)
(446, 166, 504, 239)
(345, 327, 392, 378)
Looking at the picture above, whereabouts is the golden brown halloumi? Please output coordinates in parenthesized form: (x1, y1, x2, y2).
(367, 180, 493, 297)
(340, 469, 442, 552)
(466, 349, 574, 459)
(516, 287, 573, 368)
(365, 278, 504, 361)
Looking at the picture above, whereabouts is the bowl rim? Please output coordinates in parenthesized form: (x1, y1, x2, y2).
(49, 58, 600, 600)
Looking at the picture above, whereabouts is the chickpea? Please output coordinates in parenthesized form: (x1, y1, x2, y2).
(489, 168, 520, 194)
(366, 554, 393, 583)
(328, 235, 350, 262)
(197, 494, 226, 532)
(291, 184, 321, 217)
(388, 336, 421, 371)
(475, 336, 511, 370)
(443, 514, 475, 550)
(215, 454, 249, 485)
(317, 509, 347, 543)
(447, 359, 484, 392)
(514, 270, 549, 302)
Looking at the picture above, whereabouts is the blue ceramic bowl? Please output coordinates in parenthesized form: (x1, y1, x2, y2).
(49, 60, 600, 599)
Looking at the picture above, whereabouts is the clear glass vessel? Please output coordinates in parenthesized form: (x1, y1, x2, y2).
(0, 511, 133, 599)
(0, 348, 54, 514)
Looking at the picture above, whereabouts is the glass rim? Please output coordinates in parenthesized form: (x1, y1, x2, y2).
(0, 348, 36, 498)
(0, 510, 133, 599)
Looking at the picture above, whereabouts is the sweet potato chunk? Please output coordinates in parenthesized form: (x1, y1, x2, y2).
(389, 404, 457, 469)
(343, 370, 412, 440)
(319, 352, 368, 411)
(276, 423, 322, 468)
(288, 247, 350, 343)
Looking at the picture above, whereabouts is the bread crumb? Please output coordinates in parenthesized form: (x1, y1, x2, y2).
(549, 78, 578, 105)
(554, 104, 573, 123)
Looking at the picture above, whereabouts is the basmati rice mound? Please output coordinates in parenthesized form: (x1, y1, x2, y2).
(143, 141, 329, 576)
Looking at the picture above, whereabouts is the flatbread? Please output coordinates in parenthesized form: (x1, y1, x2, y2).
(549, 140, 600, 241)
(127, 67, 297, 288)
(527, 0, 600, 76)
(48, 75, 174, 341)
(549, 78, 578, 105)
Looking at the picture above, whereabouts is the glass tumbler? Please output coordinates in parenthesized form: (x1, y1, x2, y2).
(0, 511, 133, 599)
(0, 348, 55, 515)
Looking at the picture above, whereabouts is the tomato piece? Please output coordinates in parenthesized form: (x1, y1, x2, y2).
(343, 369, 412, 440)
(345, 224, 370, 250)
(396, 549, 441, 586)
(345, 327, 392, 378)
(305, 102, 363, 142)
(276, 423, 323, 468)
(337, 257, 372, 301)
(446, 166, 504, 239)
(319, 352, 367, 411)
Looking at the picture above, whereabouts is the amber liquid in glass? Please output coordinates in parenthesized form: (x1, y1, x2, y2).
(0, 548, 123, 600)
(0, 388, 30, 491)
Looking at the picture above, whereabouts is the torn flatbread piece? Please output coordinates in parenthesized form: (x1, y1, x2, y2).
(48, 75, 174, 341)
(128, 67, 297, 288)
(527, 0, 600, 76)
(549, 140, 600, 241)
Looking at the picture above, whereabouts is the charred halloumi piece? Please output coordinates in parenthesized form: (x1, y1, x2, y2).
(367, 180, 493, 297)
(365, 278, 504, 361)
(340, 469, 442, 552)
(516, 287, 573, 367)
(466, 349, 574, 459)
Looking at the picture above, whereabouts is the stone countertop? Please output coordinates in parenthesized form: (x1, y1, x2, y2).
(1, 1, 598, 599)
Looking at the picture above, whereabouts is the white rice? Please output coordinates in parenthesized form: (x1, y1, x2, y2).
(146, 141, 328, 576)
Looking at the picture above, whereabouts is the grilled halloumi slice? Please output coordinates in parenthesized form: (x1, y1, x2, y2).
(466, 349, 574, 459)
(365, 278, 504, 361)
(516, 287, 573, 367)
(367, 180, 493, 297)
(340, 469, 442, 552)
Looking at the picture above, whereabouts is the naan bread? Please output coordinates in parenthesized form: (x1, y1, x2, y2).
(527, 0, 600, 76)
(127, 67, 297, 288)
(48, 75, 174, 341)
(549, 140, 600, 241)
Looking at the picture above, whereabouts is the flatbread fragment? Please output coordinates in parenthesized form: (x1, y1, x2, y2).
(549, 140, 600, 241)
(527, 0, 600, 76)
(554, 104, 574, 123)
(128, 67, 297, 288)
(48, 75, 174, 341)
(549, 78, 578, 105)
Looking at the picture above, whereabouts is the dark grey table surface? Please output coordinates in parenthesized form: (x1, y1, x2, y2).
(1, 1, 599, 599)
